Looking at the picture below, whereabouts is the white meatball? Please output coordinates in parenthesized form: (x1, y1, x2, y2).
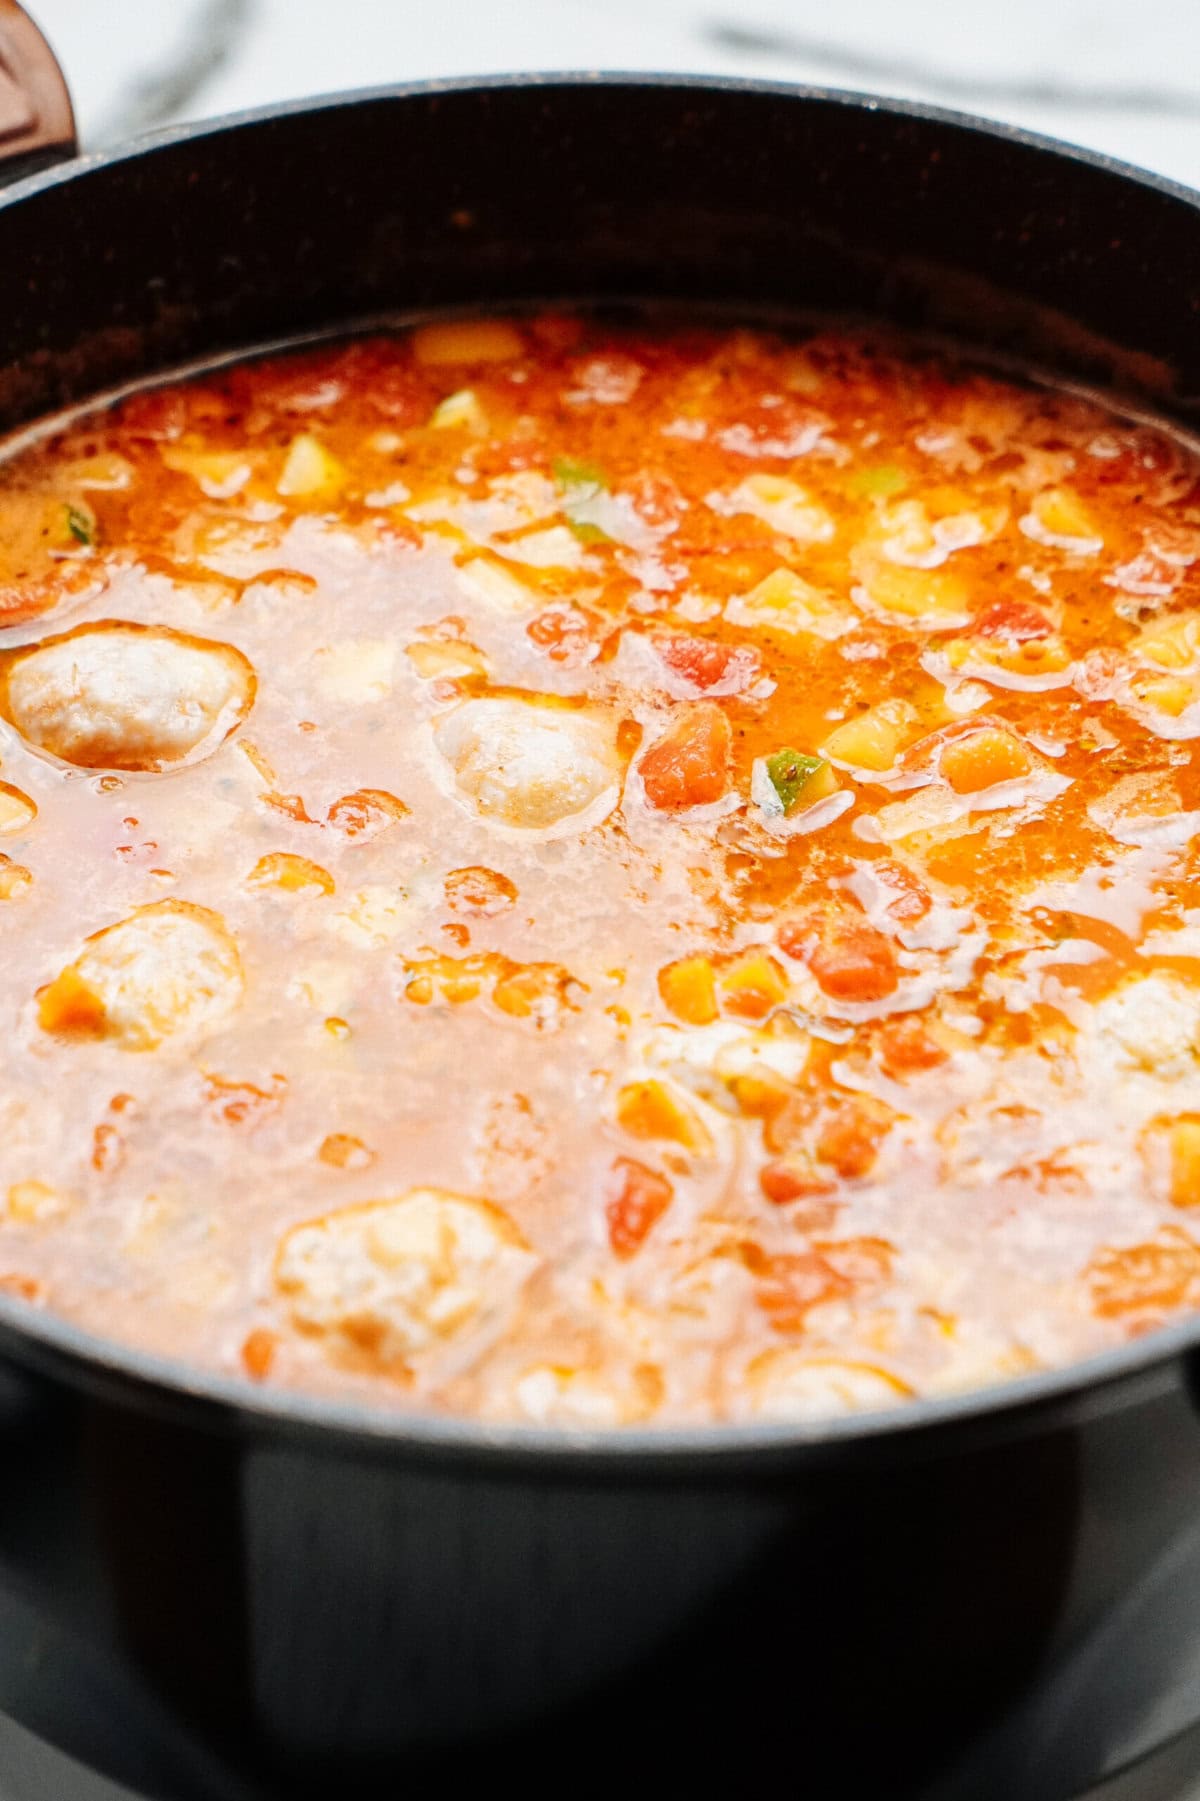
(434, 697, 621, 830)
(1091, 973, 1200, 1076)
(275, 1189, 535, 1368)
(2, 623, 255, 771)
(38, 901, 243, 1050)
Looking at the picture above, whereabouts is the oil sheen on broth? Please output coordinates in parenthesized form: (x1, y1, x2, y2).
(0, 312, 1198, 1428)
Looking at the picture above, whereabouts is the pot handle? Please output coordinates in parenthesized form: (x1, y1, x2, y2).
(0, 0, 75, 183)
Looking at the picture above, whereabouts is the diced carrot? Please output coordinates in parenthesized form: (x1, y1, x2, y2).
(241, 1329, 280, 1381)
(717, 949, 789, 1020)
(760, 1157, 836, 1205)
(616, 1079, 711, 1152)
(638, 704, 731, 811)
(37, 968, 107, 1038)
(728, 1071, 793, 1121)
(1088, 1229, 1200, 1317)
(606, 1158, 673, 1258)
(658, 955, 719, 1025)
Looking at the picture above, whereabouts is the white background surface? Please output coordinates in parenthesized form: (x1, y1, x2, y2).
(6, 2, 1200, 1797)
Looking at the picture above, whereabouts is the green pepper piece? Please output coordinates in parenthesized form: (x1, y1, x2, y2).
(765, 747, 827, 815)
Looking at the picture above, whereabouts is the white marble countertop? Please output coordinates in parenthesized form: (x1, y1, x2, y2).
(6, 2, 1200, 1797)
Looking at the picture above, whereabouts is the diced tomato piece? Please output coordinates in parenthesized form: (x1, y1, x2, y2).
(638, 703, 731, 811)
(606, 1158, 674, 1258)
(973, 599, 1053, 642)
(816, 1103, 889, 1178)
(527, 607, 598, 664)
(751, 1249, 853, 1332)
(779, 908, 899, 1002)
(624, 470, 685, 528)
(878, 1016, 947, 1077)
(873, 859, 932, 925)
(654, 635, 758, 693)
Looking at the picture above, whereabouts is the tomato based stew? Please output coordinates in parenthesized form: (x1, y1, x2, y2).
(2, 312, 1200, 1426)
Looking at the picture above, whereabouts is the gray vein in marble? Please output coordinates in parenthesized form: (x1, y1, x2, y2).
(705, 18, 1200, 118)
(89, 0, 258, 145)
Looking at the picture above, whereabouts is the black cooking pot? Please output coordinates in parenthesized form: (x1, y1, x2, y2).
(2, 9, 1200, 1798)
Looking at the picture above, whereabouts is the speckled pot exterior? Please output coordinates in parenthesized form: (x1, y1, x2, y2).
(2, 78, 1200, 1800)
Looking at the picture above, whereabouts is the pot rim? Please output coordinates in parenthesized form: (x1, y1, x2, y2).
(2, 70, 1199, 1468)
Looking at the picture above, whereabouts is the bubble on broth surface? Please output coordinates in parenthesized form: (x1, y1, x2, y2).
(0, 622, 255, 772)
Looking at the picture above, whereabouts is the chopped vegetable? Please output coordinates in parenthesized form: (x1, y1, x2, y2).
(763, 748, 836, 816)
(65, 504, 95, 546)
(848, 464, 907, 498)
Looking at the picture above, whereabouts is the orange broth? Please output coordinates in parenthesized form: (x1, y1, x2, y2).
(0, 310, 1198, 1425)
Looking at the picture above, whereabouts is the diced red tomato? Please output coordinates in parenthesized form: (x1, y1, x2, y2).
(872, 859, 932, 925)
(606, 1158, 674, 1258)
(779, 908, 899, 1002)
(653, 634, 759, 694)
(973, 599, 1054, 642)
(527, 606, 599, 664)
(878, 1016, 947, 1077)
(750, 1249, 853, 1332)
(816, 1102, 889, 1178)
(638, 703, 731, 811)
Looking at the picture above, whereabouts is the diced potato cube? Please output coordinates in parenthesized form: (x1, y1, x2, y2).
(728, 568, 851, 639)
(429, 388, 489, 432)
(856, 558, 970, 623)
(1028, 485, 1102, 547)
(616, 1079, 712, 1153)
(1133, 673, 1196, 717)
(727, 474, 834, 544)
(1135, 612, 1200, 671)
(161, 447, 253, 497)
(411, 319, 524, 365)
(718, 950, 789, 1020)
(940, 726, 1033, 794)
(658, 955, 719, 1025)
(823, 700, 920, 773)
(277, 433, 345, 498)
